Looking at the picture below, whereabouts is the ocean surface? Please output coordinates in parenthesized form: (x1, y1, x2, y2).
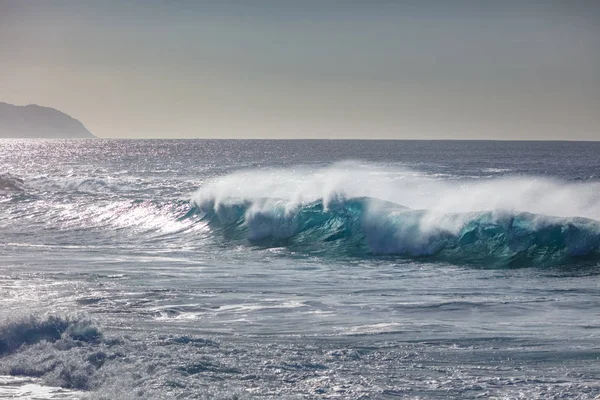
(0, 139, 599, 399)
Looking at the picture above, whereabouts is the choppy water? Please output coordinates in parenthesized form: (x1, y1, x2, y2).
(1, 139, 599, 399)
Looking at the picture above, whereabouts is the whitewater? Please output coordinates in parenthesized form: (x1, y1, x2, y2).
(1, 139, 599, 399)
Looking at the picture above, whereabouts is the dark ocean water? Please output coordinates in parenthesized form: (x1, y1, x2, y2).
(0, 139, 599, 399)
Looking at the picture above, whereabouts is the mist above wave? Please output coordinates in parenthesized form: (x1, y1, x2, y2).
(192, 162, 600, 221)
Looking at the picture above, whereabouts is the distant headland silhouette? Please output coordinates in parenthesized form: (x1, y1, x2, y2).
(0, 102, 95, 138)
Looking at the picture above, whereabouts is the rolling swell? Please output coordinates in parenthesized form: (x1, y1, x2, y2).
(194, 196, 600, 267)
(0, 173, 24, 192)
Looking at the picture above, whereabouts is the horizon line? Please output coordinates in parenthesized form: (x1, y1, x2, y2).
(2, 137, 599, 142)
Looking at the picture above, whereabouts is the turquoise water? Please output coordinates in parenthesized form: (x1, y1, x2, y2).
(1, 140, 599, 399)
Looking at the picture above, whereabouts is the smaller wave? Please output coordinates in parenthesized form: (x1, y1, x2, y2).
(4, 198, 207, 239)
(0, 314, 101, 356)
(0, 173, 24, 192)
(63, 177, 111, 193)
(0, 313, 241, 398)
(0, 314, 112, 391)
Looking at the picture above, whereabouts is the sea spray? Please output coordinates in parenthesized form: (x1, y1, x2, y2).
(192, 163, 600, 220)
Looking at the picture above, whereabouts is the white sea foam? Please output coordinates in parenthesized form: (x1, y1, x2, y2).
(192, 162, 600, 221)
(0, 375, 82, 399)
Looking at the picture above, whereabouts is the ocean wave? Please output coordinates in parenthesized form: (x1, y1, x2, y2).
(188, 164, 600, 266)
(1, 198, 207, 241)
(192, 195, 600, 267)
(0, 173, 24, 192)
(0, 315, 102, 357)
(0, 314, 106, 391)
(0, 313, 244, 398)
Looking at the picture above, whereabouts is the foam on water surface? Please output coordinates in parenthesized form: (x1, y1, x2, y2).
(0, 376, 82, 399)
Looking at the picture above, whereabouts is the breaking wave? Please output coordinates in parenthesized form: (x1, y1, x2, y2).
(192, 164, 600, 267)
(0, 314, 241, 398)
(0, 314, 101, 356)
(0, 314, 106, 391)
(193, 196, 600, 267)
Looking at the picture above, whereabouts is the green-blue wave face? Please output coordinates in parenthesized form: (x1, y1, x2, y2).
(193, 196, 600, 268)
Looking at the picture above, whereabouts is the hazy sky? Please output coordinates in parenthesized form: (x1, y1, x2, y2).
(1, 1, 599, 139)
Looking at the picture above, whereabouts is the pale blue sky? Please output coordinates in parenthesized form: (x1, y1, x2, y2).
(1, 1, 599, 139)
